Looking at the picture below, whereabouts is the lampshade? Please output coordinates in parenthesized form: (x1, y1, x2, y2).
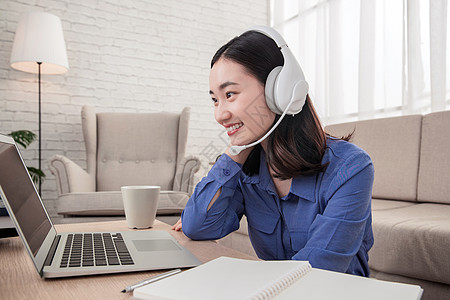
(10, 12, 69, 75)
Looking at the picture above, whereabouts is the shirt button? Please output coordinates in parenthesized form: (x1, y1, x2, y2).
(223, 169, 231, 176)
(151, 159, 155, 163)
(135, 160, 140, 164)
(119, 159, 123, 163)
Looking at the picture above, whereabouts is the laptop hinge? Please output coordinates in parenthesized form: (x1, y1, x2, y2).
(44, 234, 61, 267)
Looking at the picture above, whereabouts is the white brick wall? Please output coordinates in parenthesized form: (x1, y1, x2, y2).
(0, 0, 268, 218)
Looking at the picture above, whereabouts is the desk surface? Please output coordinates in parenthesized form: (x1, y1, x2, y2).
(0, 220, 256, 299)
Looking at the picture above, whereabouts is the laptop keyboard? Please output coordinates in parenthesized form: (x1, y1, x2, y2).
(60, 233, 134, 268)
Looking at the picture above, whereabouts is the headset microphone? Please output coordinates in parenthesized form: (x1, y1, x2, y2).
(228, 25, 309, 156)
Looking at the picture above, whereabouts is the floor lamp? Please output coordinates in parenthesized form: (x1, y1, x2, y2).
(10, 12, 69, 195)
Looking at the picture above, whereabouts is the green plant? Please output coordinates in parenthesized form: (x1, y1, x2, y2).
(8, 130, 45, 186)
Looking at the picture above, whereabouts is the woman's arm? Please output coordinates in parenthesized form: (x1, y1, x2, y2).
(173, 146, 253, 233)
(172, 186, 222, 232)
(181, 153, 249, 240)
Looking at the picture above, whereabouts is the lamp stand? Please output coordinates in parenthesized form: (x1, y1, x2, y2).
(10, 12, 69, 197)
(37, 62, 42, 196)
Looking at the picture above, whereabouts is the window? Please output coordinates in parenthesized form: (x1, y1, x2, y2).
(270, 0, 450, 124)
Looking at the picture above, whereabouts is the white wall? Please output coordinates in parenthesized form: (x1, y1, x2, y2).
(0, 0, 268, 217)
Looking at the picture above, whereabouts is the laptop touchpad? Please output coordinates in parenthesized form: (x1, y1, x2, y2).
(133, 239, 181, 251)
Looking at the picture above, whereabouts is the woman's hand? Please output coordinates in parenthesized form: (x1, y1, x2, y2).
(171, 218, 182, 231)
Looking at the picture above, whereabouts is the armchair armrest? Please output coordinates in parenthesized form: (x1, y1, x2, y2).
(173, 156, 201, 195)
(48, 155, 95, 195)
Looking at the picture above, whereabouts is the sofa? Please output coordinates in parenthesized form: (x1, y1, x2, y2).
(218, 110, 450, 300)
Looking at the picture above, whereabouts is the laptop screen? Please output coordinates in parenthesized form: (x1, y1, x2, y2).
(0, 141, 52, 256)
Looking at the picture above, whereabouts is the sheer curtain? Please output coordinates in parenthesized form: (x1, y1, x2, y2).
(270, 0, 449, 125)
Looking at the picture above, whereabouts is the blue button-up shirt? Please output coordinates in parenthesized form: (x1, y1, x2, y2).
(182, 138, 374, 276)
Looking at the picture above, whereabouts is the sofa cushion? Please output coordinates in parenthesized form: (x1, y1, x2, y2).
(57, 191, 189, 216)
(372, 199, 416, 211)
(370, 270, 450, 300)
(418, 110, 450, 204)
(325, 115, 422, 201)
(369, 203, 450, 285)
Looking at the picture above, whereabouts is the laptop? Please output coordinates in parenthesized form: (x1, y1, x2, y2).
(0, 134, 201, 278)
(0, 195, 18, 238)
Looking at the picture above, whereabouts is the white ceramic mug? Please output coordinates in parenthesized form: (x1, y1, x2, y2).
(121, 185, 160, 229)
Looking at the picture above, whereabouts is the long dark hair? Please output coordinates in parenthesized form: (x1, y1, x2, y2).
(211, 31, 338, 179)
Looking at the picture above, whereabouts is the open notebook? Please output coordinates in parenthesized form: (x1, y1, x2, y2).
(133, 257, 423, 300)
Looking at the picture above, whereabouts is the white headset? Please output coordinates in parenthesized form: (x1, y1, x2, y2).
(229, 26, 309, 156)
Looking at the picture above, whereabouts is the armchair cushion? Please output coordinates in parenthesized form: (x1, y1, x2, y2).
(57, 190, 189, 216)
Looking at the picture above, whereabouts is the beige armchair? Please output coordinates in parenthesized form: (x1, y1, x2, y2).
(48, 106, 200, 223)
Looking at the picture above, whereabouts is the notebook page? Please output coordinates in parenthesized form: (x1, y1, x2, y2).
(133, 256, 311, 300)
(275, 268, 423, 300)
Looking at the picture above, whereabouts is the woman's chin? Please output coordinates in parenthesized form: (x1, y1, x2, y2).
(230, 138, 254, 147)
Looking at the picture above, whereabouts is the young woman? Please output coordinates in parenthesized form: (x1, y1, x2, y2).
(173, 28, 374, 277)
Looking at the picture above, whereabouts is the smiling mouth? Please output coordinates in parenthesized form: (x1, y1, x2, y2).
(226, 122, 243, 136)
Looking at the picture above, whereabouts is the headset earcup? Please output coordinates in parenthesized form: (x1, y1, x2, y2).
(272, 46, 309, 115)
(265, 66, 283, 114)
(287, 80, 309, 114)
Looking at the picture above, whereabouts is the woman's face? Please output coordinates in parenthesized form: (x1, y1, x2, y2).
(209, 58, 276, 147)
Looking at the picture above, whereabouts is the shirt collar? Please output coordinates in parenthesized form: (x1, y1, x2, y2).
(241, 151, 274, 193)
(241, 150, 265, 185)
(290, 174, 317, 202)
(257, 152, 276, 194)
(241, 150, 317, 202)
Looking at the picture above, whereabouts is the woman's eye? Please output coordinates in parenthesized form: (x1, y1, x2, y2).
(211, 97, 218, 104)
(226, 92, 235, 98)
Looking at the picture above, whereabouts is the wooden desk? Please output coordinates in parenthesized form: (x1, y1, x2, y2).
(0, 220, 256, 299)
